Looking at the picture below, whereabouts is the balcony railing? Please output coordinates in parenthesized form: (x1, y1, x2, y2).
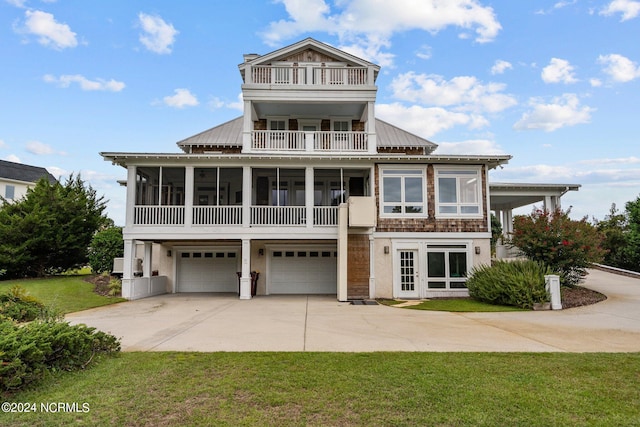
(193, 206, 242, 225)
(132, 205, 339, 227)
(250, 65, 369, 86)
(252, 131, 368, 152)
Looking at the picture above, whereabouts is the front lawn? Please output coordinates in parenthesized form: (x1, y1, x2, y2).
(4, 352, 640, 426)
(0, 275, 125, 314)
(378, 297, 526, 312)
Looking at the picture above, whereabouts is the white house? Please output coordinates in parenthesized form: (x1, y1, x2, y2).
(102, 38, 578, 301)
(0, 159, 57, 203)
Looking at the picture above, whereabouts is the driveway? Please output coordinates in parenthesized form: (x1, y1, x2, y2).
(66, 269, 640, 352)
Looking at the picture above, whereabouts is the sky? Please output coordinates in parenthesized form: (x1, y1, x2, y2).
(1, 0, 639, 226)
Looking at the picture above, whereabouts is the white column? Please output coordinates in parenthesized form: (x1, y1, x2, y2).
(125, 166, 136, 228)
(505, 210, 514, 235)
(337, 204, 349, 302)
(143, 242, 153, 278)
(242, 166, 251, 228)
(240, 239, 252, 300)
(367, 101, 376, 153)
(368, 234, 375, 299)
(242, 100, 252, 152)
(184, 166, 194, 227)
(306, 166, 314, 228)
(122, 239, 135, 299)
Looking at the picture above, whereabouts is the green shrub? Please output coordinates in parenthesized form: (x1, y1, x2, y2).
(466, 260, 554, 309)
(0, 286, 45, 322)
(108, 277, 122, 296)
(88, 226, 124, 274)
(0, 318, 120, 392)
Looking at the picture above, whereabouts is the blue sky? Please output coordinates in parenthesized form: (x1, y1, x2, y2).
(1, 0, 639, 226)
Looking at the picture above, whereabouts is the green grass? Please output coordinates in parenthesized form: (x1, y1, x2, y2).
(3, 352, 640, 426)
(0, 275, 125, 314)
(379, 297, 526, 312)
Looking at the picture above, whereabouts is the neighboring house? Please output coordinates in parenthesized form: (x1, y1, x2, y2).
(102, 38, 578, 301)
(0, 159, 57, 203)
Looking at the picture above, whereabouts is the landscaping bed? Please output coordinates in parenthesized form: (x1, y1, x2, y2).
(562, 285, 607, 308)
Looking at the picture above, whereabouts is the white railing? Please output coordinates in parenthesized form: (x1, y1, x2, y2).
(134, 206, 184, 225)
(313, 132, 368, 151)
(251, 206, 306, 226)
(251, 131, 367, 152)
(314, 206, 338, 226)
(252, 131, 305, 151)
(250, 65, 368, 86)
(193, 206, 242, 225)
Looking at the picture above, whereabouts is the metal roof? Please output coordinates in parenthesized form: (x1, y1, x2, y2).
(0, 159, 57, 184)
(176, 117, 438, 152)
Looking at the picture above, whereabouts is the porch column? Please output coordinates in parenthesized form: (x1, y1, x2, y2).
(368, 234, 375, 298)
(240, 239, 252, 300)
(366, 101, 376, 153)
(242, 101, 252, 152)
(242, 166, 251, 228)
(337, 204, 348, 302)
(142, 242, 153, 278)
(494, 209, 503, 238)
(122, 239, 135, 299)
(184, 166, 194, 227)
(125, 166, 136, 228)
(306, 166, 314, 228)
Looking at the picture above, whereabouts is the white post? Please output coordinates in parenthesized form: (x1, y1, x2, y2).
(125, 166, 136, 228)
(184, 166, 194, 227)
(545, 275, 562, 310)
(143, 242, 153, 278)
(337, 204, 349, 302)
(240, 239, 252, 300)
(122, 239, 134, 299)
(242, 166, 251, 228)
(306, 167, 314, 228)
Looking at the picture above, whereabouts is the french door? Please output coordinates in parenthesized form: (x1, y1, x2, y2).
(397, 250, 419, 299)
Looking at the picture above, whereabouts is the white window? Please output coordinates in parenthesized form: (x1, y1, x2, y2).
(380, 168, 427, 216)
(435, 168, 482, 217)
(332, 120, 350, 132)
(5, 185, 15, 200)
(269, 119, 287, 131)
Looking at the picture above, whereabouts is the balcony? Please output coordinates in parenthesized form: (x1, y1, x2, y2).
(133, 205, 339, 227)
(251, 131, 368, 153)
(249, 65, 370, 86)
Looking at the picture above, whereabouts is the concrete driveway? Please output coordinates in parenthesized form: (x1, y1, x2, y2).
(66, 269, 640, 352)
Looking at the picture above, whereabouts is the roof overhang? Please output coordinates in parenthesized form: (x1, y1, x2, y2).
(489, 182, 581, 211)
(101, 152, 512, 169)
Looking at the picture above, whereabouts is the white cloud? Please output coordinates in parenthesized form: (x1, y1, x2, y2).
(600, 0, 640, 21)
(377, 103, 487, 139)
(208, 93, 243, 111)
(541, 58, 578, 84)
(43, 74, 125, 92)
(46, 166, 68, 180)
(491, 60, 512, 75)
(19, 10, 77, 50)
(390, 72, 517, 114)
(6, 0, 28, 8)
(26, 141, 54, 155)
(433, 139, 506, 155)
(162, 88, 199, 109)
(590, 78, 603, 87)
(579, 156, 640, 165)
(598, 53, 640, 82)
(0, 139, 6, 148)
(4, 154, 21, 163)
(416, 45, 432, 60)
(261, 0, 502, 66)
(138, 13, 178, 54)
(513, 94, 595, 132)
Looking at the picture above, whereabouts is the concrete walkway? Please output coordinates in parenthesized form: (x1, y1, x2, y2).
(66, 269, 640, 352)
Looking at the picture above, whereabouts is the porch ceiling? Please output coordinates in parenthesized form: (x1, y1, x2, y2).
(253, 101, 365, 118)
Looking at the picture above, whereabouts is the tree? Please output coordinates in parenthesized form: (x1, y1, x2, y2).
(596, 203, 631, 269)
(88, 226, 124, 274)
(0, 175, 109, 278)
(509, 208, 606, 286)
(622, 196, 640, 272)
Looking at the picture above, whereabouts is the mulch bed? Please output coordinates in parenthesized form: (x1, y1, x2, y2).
(561, 286, 607, 309)
(85, 274, 113, 297)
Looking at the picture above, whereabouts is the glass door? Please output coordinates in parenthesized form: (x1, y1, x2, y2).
(397, 250, 419, 299)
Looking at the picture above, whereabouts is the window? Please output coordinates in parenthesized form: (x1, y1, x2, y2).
(380, 168, 426, 216)
(269, 120, 286, 131)
(427, 245, 468, 289)
(5, 185, 15, 200)
(435, 168, 482, 217)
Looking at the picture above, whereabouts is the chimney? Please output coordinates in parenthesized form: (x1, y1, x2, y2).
(243, 53, 260, 63)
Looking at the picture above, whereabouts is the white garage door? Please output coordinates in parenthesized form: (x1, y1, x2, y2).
(269, 249, 337, 294)
(177, 250, 238, 292)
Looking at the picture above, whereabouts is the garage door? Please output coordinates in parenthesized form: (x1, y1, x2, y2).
(177, 250, 238, 292)
(269, 249, 337, 294)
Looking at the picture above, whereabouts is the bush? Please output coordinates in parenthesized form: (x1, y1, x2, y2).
(0, 286, 46, 322)
(0, 318, 120, 392)
(88, 226, 124, 274)
(509, 208, 606, 286)
(108, 277, 122, 296)
(466, 260, 554, 309)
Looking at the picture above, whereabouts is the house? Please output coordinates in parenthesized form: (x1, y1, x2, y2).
(101, 38, 578, 301)
(0, 159, 57, 203)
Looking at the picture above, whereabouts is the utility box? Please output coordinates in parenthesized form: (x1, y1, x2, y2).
(545, 275, 562, 310)
(348, 196, 376, 227)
